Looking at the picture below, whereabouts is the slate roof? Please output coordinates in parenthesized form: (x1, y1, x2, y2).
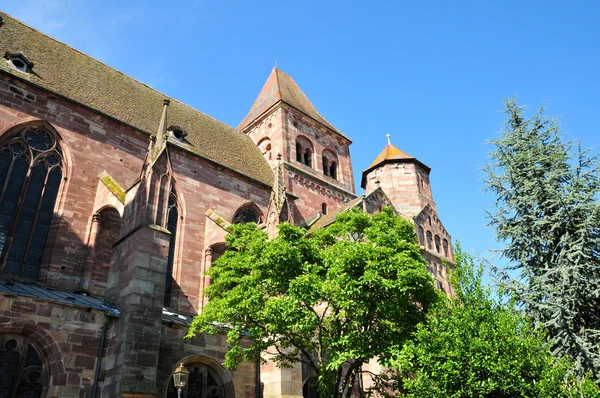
(162, 308, 194, 327)
(237, 67, 347, 139)
(0, 12, 274, 187)
(0, 279, 120, 316)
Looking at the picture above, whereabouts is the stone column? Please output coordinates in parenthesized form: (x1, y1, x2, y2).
(80, 213, 102, 292)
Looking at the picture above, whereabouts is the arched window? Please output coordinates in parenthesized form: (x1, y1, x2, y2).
(330, 161, 337, 180)
(322, 155, 329, 176)
(434, 235, 441, 253)
(303, 149, 312, 168)
(164, 189, 179, 307)
(303, 377, 320, 398)
(322, 150, 338, 180)
(426, 231, 433, 250)
(442, 239, 449, 257)
(233, 206, 260, 224)
(321, 203, 327, 215)
(257, 137, 272, 161)
(0, 125, 63, 280)
(417, 226, 425, 246)
(296, 136, 314, 168)
(0, 335, 47, 398)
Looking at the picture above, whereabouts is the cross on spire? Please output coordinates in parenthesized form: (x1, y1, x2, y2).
(386, 134, 391, 145)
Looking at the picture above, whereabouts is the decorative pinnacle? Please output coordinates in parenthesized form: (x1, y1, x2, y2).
(386, 134, 391, 145)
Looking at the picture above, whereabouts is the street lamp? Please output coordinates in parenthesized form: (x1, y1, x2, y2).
(172, 363, 190, 398)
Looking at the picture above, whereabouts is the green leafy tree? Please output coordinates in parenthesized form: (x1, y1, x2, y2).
(187, 208, 439, 397)
(484, 99, 600, 379)
(393, 244, 599, 397)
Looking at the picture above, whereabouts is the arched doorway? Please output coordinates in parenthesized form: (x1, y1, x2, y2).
(0, 334, 48, 398)
(166, 362, 226, 398)
(302, 377, 319, 398)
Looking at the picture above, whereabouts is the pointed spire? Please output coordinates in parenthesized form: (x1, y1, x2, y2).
(151, 99, 170, 160)
(237, 68, 345, 137)
(156, 99, 170, 145)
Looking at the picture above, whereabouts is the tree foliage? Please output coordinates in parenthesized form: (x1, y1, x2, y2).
(394, 244, 599, 397)
(484, 99, 600, 380)
(187, 207, 439, 397)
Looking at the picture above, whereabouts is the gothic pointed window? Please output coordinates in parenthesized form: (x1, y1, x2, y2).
(233, 206, 260, 224)
(0, 125, 63, 280)
(0, 335, 47, 398)
(164, 189, 179, 307)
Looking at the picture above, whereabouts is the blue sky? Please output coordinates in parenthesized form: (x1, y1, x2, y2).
(3, 1, 599, 268)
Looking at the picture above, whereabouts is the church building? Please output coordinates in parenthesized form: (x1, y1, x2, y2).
(0, 11, 453, 398)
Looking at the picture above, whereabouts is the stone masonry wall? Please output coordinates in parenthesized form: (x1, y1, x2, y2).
(0, 293, 110, 398)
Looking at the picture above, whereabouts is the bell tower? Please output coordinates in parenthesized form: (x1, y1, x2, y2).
(362, 136, 454, 294)
(238, 68, 357, 224)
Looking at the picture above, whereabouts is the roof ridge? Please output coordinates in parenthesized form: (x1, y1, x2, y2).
(0, 12, 236, 133)
(277, 69, 335, 129)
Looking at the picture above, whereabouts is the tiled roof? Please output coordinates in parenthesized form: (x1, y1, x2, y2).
(306, 196, 364, 235)
(162, 308, 194, 327)
(0, 279, 120, 316)
(361, 143, 430, 188)
(237, 67, 347, 139)
(0, 12, 274, 187)
(366, 143, 414, 170)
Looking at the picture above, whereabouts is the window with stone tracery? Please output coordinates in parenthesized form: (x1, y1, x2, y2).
(233, 205, 260, 224)
(0, 335, 46, 398)
(0, 125, 63, 280)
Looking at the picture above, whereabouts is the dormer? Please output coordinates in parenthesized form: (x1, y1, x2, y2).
(167, 125, 187, 142)
(5, 51, 33, 73)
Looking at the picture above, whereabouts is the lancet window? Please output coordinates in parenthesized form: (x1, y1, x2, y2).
(164, 189, 179, 307)
(0, 125, 63, 280)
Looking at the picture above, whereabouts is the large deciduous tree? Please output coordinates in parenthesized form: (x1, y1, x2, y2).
(484, 99, 600, 380)
(393, 245, 599, 397)
(187, 208, 439, 397)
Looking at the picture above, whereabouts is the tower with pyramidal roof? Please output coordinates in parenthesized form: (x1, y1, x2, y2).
(238, 67, 357, 226)
(362, 135, 454, 293)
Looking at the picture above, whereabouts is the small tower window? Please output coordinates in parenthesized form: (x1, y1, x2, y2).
(295, 136, 314, 168)
(426, 231, 433, 250)
(321, 203, 327, 215)
(330, 161, 337, 180)
(322, 155, 330, 176)
(303, 149, 312, 168)
(5, 52, 33, 73)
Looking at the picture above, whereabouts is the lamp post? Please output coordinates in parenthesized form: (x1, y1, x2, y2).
(172, 363, 190, 398)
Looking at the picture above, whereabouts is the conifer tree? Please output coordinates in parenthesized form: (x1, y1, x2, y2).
(484, 99, 600, 380)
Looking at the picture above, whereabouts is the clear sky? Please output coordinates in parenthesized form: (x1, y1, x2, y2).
(3, 1, 599, 267)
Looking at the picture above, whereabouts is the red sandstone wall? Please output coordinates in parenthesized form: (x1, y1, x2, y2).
(0, 294, 109, 397)
(0, 74, 272, 315)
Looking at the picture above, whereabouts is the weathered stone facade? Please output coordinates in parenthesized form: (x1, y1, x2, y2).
(0, 11, 453, 398)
